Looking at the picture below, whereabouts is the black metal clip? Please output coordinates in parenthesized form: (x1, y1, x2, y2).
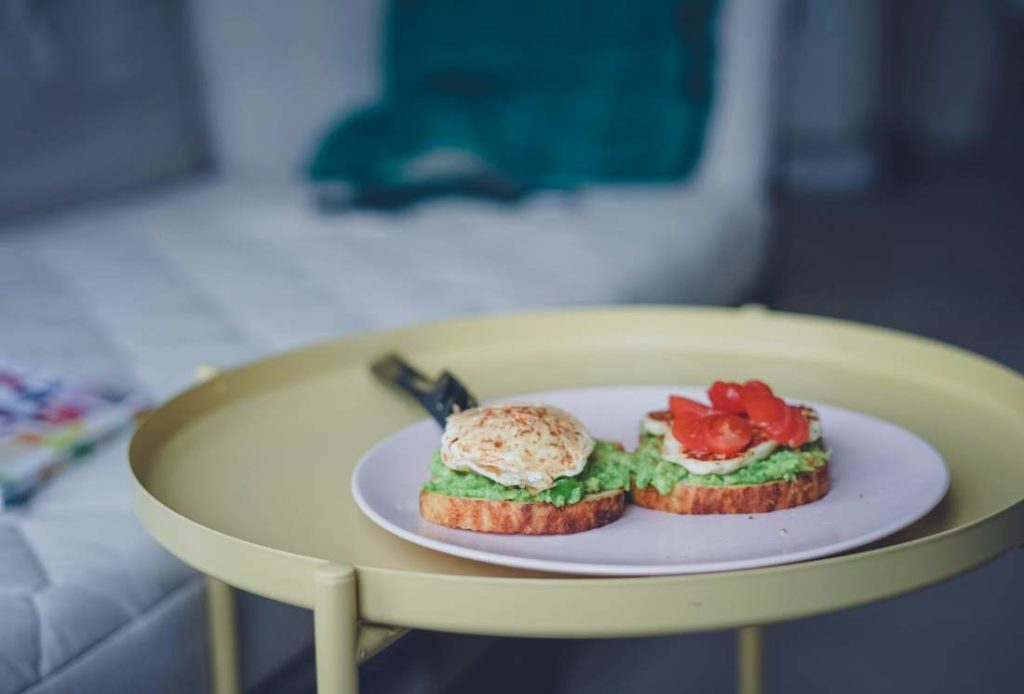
(370, 353, 478, 426)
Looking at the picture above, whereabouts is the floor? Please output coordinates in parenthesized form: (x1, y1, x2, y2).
(773, 152, 1024, 372)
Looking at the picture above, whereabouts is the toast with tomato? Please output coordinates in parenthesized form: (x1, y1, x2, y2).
(630, 381, 831, 514)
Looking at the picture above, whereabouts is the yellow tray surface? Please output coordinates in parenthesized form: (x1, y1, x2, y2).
(130, 307, 1024, 637)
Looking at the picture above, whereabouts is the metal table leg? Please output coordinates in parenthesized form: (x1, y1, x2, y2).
(737, 626, 763, 694)
(195, 369, 243, 694)
(206, 576, 242, 694)
(314, 564, 360, 694)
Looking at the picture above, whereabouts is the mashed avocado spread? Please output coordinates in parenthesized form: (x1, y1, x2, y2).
(423, 440, 632, 507)
(631, 433, 831, 495)
(423, 436, 831, 506)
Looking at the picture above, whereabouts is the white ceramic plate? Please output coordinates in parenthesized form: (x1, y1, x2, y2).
(352, 385, 949, 576)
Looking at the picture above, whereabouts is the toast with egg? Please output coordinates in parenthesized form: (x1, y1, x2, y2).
(421, 404, 630, 534)
(631, 382, 831, 514)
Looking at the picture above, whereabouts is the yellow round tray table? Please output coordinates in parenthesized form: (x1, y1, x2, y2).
(129, 307, 1024, 694)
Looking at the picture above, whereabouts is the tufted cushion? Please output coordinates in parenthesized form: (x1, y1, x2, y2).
(0, 436, 192, 693)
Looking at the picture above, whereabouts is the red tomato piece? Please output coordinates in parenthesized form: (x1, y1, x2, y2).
(742, 393, 787, 426)
(671, 411, 709, 452)
(647, 409, 672, 421)
(669, 395, 711, 418)
(766, 406, 810, 447)
(707, 381, 745, 414)
(742, 380, 774, 398)
(766, 404, 797, 441)
(784, 408, 810, 448)
(702, 413, 753, 455)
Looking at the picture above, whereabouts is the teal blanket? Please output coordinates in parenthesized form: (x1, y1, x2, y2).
(309, 0, 717, 201)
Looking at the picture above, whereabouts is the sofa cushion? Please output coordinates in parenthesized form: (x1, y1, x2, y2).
(0, 436, 192, 694)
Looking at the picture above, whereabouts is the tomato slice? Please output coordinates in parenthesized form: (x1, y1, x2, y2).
(702, 413, 753, 455)
(742, 393, 787, 426)
(784, 408, 810, 448)
(669, 395, 711, 418)
(707, 381, 745, 414)
(766, 404, 797, 440)
(765, 406, 810, 447)
(671, 411, 709, 452)
(742, 380, 774, 399)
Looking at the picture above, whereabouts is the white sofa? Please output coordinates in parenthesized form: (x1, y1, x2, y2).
(0, 1, 781, 692)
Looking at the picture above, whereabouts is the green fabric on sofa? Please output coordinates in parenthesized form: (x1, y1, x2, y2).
(309, 0, 718, 203)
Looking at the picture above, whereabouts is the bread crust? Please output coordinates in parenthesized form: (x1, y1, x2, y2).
(631, 464, 830, 514)
(419, 489, 625, 534)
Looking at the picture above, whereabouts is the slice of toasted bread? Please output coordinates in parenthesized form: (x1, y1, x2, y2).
(631, 464, 830, 514)
(419, 489, 625, 534)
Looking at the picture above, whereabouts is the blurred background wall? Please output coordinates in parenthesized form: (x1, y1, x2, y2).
(0, 0, 208, 220)
(779, 0, 1009, 192)
(184, 0, 381, 183)
(3, 0, 1019, 218)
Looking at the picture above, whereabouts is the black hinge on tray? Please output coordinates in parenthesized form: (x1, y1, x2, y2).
(370, 354, 478, 426)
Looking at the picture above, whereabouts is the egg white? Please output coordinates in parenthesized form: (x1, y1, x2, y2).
(440, 404, 594, 490)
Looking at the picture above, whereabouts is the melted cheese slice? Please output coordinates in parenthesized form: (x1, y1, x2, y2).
(642, 413, 671, 437)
